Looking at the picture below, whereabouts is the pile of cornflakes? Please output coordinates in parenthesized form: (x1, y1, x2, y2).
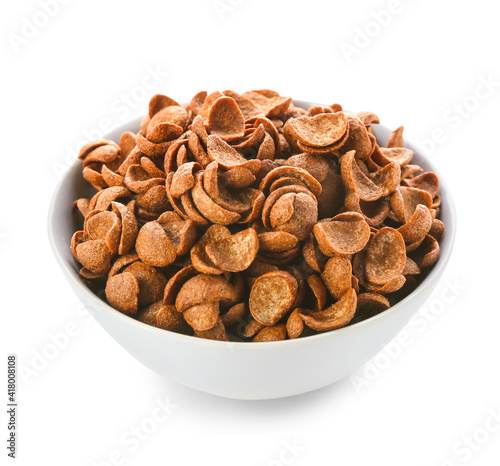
(71, 90, 444, 342)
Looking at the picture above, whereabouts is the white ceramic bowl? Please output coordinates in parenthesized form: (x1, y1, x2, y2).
(48, 101, 456, 400)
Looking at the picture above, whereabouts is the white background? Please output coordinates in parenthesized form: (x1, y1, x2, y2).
(2, 0, 500, 465)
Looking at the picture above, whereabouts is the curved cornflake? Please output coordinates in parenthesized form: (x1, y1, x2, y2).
(365, 227, 406, 285)
(207, 96, 245, 141)
(249, 271, 298, 326)
(299, 288, 357, 332)
(205, 228, 259, 272)
(313, 212, 370, 256)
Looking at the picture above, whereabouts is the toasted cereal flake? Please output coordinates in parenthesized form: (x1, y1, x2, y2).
(372, 147, 413, 167)
(387, 126, 405, 148)
(170, 161, 202, 198)
(175, 275, 236, 312)
(241, 90, 292, 117)
(321, 256, 353, 300)
(75, 240, 112, 275)
(340, 113, 373, 160)
(350, 292, 390, 324)
(195, 317, 229, 341)
(186, 91, 207, 116)
(253, 324, 287, 342)
(285, 112, 348, 148)
(190, 224, 231, 275)
(136, 221, 177, 267)
(300, 288, 357, 332)
(344, 192, 390, 227)
(411, 234, 440, 269)
(105, 272, 140, 316)
(249, 270, 298, 326)
(313, 212, 370, 256)
(429, 218, 445, 243)
(403, 172, 439, 198)
(199, 91, 224, 122)
(302, 234, 327, 272)
(390, 187, 433, 223)
(365, 227, 406, 285)
(207, 96, 245, 141)
(222, 90, 263, 120)
(222, 302, 247, 327)
(148, 94, 181, 118)
(125, 261, 167, 307)
(184, 301, 220, 332)
(219, 166, 256, 188)
(307, 274, 327, 310)
(207, 135, 261, 173)
(242, 318, 265, 338)
(205, 228, 259, 272)
(258, 231, 298, 253)
(397, 204, 432, 244)
(286, 310, 304, 339)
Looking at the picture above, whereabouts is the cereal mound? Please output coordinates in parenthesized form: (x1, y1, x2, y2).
(71, 90, 445, 342)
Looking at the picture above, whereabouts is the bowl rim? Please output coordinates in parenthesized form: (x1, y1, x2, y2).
(48, 100, 457, 350)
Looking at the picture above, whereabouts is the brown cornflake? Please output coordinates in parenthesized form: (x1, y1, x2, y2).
(175, 274, 236, 312)
(169, 161, 202, 198)
(75, 240, 112, 275)
(351, 292, 390, 324)
(249, 270, 298, 326)
(241, 90, 292, 117)
(195, 317, 229, 341)
(340, 113, 373, 160)
(390, 187, 433, 223)
(243, 318, 265, 338)
(219, 166, 256, 188)
(397, 204, 432, 244)
(207, 96, 245, 141)
(387, 126, 405, 147)
(429, 218, 445, 243)
(70, 90, 446, 341)
(402, 172, 439, 198)
(321, 256, 353, 300)
(184, 301, 220, 332)
(253, 324, 287, 342)
(84, 210, 121, 255)
(284, 112, 348, 148)
(258, 231, 298, 253)
(286, 310, 304, 339)
(299, 288, 357, 332)
(313, 212, 370, 256)
(411, 234, 440, 269)
(307, 274, 327, 311)
(262, 185, 318, 241)
(205, 228, 259, 272)
(105, 272, 139, 316)
(137, 301, 188, 333)
(365, 228, 406, 285)
(206, 135, 261, 174)
(125, 261, 167, 308)
(136, 221, 177, 267)
(222, 302, 247, 327)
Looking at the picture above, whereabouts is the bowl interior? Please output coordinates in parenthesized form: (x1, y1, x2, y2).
(48, 101, 456, 347)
